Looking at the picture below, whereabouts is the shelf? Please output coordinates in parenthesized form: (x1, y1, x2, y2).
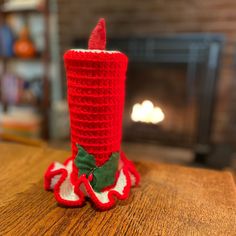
(1, 3, 45, 14)
(0, 0, 50, 140)
(0, 55, 43, 61)
(0, 101, 41, 109)
(1, 8, 43, 14)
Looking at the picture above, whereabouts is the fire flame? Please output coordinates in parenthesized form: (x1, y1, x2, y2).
(131, 100, 165, 124)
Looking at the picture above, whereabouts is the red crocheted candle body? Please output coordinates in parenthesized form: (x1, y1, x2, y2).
(64, 50, 128, 167)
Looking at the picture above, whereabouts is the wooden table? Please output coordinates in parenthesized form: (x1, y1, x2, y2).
(1, 143, 236, 235)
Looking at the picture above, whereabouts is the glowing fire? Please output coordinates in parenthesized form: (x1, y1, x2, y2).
(131, 100, 165, 124)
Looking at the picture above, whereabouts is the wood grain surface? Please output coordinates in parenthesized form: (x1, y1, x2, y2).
(0, 143, 236, 236)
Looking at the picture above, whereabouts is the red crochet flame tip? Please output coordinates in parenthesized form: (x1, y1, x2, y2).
(88, 18, 106, 50)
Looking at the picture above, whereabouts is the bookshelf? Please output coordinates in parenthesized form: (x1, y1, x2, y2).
(0, 0, 51, 139)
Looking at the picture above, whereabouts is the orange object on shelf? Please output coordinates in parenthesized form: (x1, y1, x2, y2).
(13, 27, 36, 58)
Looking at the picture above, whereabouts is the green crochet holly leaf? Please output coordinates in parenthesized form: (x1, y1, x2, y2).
(91, 152, 119, 192)
(74, 144, 119, 193)
(74, 144, 96, 177)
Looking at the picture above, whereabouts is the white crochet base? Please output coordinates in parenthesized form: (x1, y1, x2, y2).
(45, 154, 139, 210)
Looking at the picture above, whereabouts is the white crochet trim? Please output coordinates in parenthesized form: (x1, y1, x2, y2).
(58, 161, 80, 201)
(50, 161, 80, 202)
(70, 49, 120, 54)
(50, 163, 64, 189)
(48, 159, 134, 204)
(89, 169, 127, 204)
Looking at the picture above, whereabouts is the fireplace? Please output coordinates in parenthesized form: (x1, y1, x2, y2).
(73, 34, 224, 162)
(124, 62, 195, 147)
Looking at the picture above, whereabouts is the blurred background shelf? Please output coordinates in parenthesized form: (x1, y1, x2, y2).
(1, 8, 43, 14)
(0, 54, 42, 60)
(0, 0, 60, 140)
(1, 0, 44, 13)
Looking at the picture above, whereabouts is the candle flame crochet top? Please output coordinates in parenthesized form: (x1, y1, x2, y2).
(44, 18, 140, 210)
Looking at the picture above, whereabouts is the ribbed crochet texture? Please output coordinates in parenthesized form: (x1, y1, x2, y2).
(64, 50, 128, 167)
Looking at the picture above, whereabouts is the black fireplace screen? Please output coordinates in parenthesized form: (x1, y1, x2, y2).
(124, 62, 196, 147)
(74, 34, 224, 159)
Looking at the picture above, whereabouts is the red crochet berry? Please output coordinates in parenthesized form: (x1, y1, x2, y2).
(88, 18, 106, 50)
(88, 173, 93, 182)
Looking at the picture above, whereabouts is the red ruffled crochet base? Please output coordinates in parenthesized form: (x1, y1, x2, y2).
(44, 152, 140, 210)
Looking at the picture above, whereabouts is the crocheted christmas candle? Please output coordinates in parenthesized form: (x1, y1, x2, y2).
(44, 18, 140, 210)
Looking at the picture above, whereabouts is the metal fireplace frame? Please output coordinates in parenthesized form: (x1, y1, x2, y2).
(74, 34, 225, 163)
